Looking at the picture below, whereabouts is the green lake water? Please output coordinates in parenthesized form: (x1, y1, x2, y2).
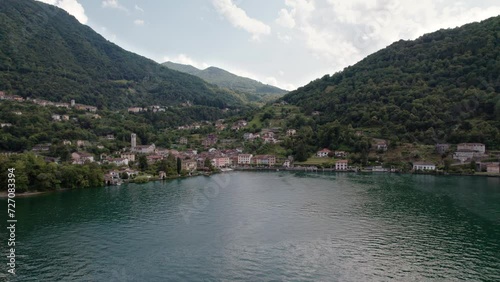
(1, 172, 499, 281)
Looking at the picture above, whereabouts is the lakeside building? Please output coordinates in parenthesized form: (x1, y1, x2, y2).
(335, 160, 349, 171)
(238, 154, 253, 165)
(413, 162, 436, 171)
(252, 155, 276, 166)
(181, 159, 198, 172)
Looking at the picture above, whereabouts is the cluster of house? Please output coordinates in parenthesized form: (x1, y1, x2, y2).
(93, 133, 287, 182)
(412, 143, 498, 173)
(243, 129, 285, 144)
(436, 143, 487, 162)
(104, 168, 140, 185)
(0, 91, 98, 112)
(316, 148, 348, 158)
(315, 148, 350, 170)
(128, 105, 167, 113)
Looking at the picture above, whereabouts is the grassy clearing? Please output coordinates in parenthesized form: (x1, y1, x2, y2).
(295, 156, 335, 166)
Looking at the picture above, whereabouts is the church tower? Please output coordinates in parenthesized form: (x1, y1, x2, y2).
(131, 133, 137, 148)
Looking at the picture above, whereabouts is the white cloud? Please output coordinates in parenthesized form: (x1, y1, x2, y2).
(134, 4, 144, 12)
(102, 0, 128, 12)
(133, 19, 144, 26)
(212, 0, 271, 41)
(36, 0, 88, 24)
(277, 32, 292, 43)
(264, 76, 295, 91)
(276, 9, 295, 28)
(162, 54, 210, 70)
(275, 0, 500, 72)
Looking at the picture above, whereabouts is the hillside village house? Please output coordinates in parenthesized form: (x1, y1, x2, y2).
(238, 154, 253, 165)
(453, 143, 486, 162)
(76, 140, 90, 147)
(335, 151, 348, 158)
(262, 132, 276, 144)
(74, 104, 97, 112)
(413, 162, 436, 171)
(156, 148, 171, 156)
(71, 152, 94, 165)
(128, 107, 144, 113)
(375, 142, 388, 151)
(146, 155, 163, 164)
(457, 143, 486, 154)
(132, 144, 156, 154)
(335, 160, 349, 171)
(243, 133, 256, 140)
(317, 148, 332, 158)
(32, 143, 51, 153)
(179, 137, 188, 145)
(435, 143, 450, 155)
(121, 153, 136, 162)
(109, 158, 129, 166)
(286, 129, 297, 137)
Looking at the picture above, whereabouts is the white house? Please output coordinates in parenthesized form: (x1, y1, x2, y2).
(317, 148, 332, 158)
(238, 154, 253, 165)
(335, 160, 349, 171)
(110, 158, 129, 166)
(413, 162, 436, 171)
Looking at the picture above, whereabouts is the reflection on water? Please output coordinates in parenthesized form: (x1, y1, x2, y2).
(1, 172, 499, 281)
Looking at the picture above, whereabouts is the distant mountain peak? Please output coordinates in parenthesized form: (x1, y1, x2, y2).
(162, 62, 288, 97)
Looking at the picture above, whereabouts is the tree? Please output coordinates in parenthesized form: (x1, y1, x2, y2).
(204, 158, 215, 171)
(138, 155, 148, 171)
(176, 157, 182, 175)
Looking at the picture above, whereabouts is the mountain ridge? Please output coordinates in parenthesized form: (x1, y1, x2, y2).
(163, 61, 288, 98)
(0, 0, 249, 110)
(281, 15, 500, 149)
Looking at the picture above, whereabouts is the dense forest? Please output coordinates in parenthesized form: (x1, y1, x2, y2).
(0, 0, 252, 109)
(283, 16, 500, 149)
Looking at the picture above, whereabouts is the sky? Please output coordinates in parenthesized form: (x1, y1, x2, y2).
(37, 0, 500, 91)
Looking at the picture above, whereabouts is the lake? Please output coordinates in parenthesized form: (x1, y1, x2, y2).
(1, 172, 500, 281)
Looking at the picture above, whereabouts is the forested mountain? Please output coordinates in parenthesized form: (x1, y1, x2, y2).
(283, 16, 500, 149)
(163, 61, 288, 98)
(0, 0, 248, 109)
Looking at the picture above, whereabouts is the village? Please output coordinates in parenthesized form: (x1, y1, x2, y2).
(1, 90, 499, 186)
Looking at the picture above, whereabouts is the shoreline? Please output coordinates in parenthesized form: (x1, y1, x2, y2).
(233, 167, 500, 178)
(2, 169, 498, 199)
(0, 189, 61, 199)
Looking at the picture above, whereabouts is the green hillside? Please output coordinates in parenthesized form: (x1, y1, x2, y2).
(163, 61, 288, 98)
(283, 16, 500, 149)
(0, 0, 248, 109)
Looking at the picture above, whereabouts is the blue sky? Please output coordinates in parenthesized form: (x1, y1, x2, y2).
(38, 0, 500, 90)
